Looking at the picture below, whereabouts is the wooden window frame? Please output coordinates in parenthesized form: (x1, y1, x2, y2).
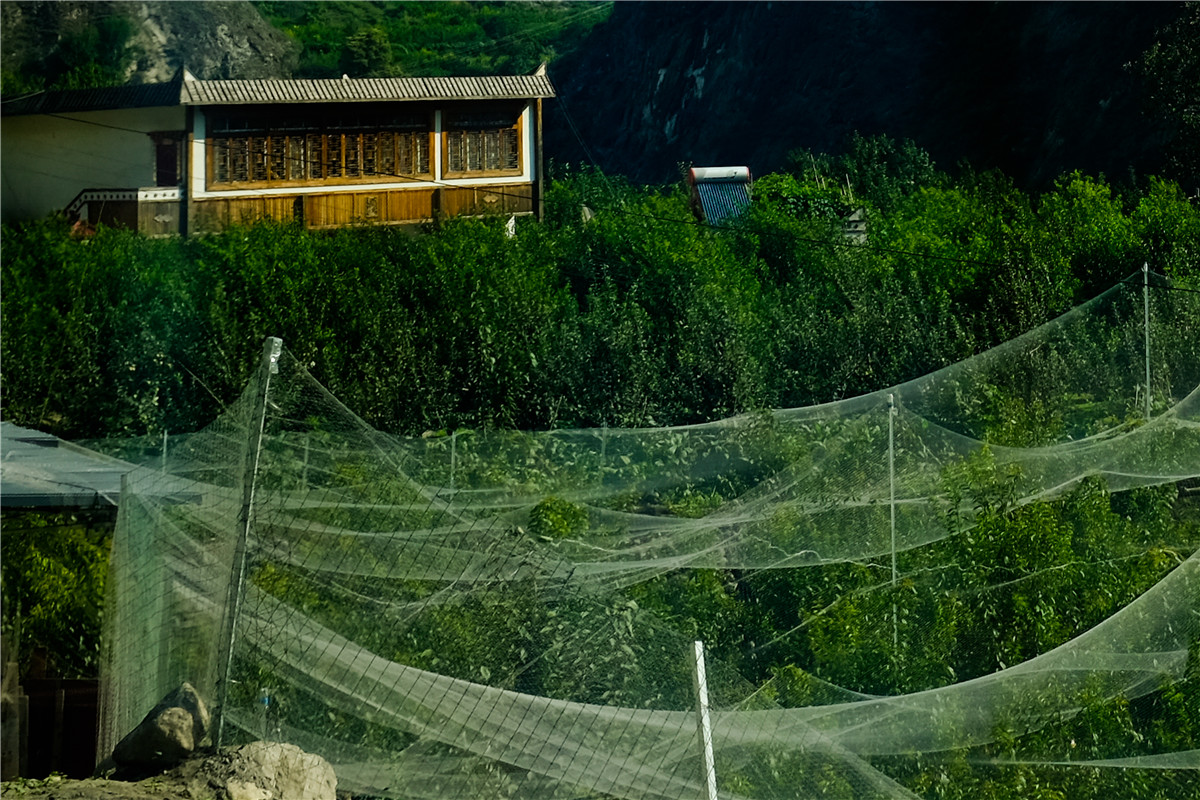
(206, 114, 434, 191)
(440, 106, 524, 180)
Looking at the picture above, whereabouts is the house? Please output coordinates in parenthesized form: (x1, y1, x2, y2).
(0, 67, 555, 235)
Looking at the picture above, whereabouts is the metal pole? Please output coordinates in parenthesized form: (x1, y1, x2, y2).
(449, 429, 457, 491)
(888, 394, 897, 586)
(889, 394, 899, 657)
(214, 336, 282, 748)
(1144, 263, 1152, 421)
(302, 434, 309, 490)
(600, 422, 608, 479)
(691, 641, 719, 800)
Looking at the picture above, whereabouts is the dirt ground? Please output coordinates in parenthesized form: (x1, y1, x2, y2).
(1, 771, 206, 800)
(1, 743, 340, 800)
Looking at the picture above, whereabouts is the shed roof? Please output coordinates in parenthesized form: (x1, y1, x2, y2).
(2, 72, 555, 117)
(1, 422, 134, 509)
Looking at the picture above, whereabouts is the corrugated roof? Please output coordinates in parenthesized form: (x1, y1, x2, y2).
(0, 422, 205, 508)
(1, 80, 184, 117)
(182, 74, 555, 104)
(0, 422, 132, 508)
(3, 73, 555, 117)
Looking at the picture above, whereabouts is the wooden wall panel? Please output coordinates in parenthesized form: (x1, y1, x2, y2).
(386, 189, 434, 223)
(137, 200, 182, 237)
(90, 200, 138, 231)
(193, 196, 300, 232)
(193, 184, 527, 234)
(440, 184, 533, 217)
(303, 188, 436, 228)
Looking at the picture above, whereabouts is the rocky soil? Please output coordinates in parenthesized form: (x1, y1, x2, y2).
(1, 742, 338, 800)
(2, 685, 334, 800)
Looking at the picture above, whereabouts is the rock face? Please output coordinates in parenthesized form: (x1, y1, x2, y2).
(109, 682, 211, 772)
(176, 742, 338, 800)
(545, 2, 1181, 188)
(0, 1, 298, 84)
(124, 1, 299, 81)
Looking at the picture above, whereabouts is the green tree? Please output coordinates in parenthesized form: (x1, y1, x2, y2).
(0, 512, 112, 678)
(1133, 2, 1200, 188)
(340, 26, 394, 77)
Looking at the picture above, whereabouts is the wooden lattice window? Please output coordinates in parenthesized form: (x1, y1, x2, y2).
(208, 108, 433, 188)
(443, 107, 521, 176)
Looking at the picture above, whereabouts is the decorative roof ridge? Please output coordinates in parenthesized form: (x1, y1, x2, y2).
(5, 70, 554, 117)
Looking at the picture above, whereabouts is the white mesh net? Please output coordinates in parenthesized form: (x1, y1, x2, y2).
(100, 273, 1200, 798)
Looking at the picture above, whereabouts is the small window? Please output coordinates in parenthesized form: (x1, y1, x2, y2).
(152, 133, 183, 186)
(443, 108, 522, 176)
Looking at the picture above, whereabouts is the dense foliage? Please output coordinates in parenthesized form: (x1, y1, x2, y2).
(0, 7, 136, 94)
(0, 512, 112, 677)
(1132, 1, 1200, 191)
(3, 140, 1199, 796)
(3, 140, 1198, 440)
(252, 0, 613, 78)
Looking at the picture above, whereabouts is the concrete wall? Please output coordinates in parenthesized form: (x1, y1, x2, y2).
(1, 106, 185, 223)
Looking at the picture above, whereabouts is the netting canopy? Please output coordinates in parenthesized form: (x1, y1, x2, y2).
(100, 272, 1200, 799)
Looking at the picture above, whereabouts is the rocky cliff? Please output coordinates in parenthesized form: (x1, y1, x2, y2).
(2, 1, 1184, 189)
(1, 1, 297, 85)
(544, 2, 1183, 188)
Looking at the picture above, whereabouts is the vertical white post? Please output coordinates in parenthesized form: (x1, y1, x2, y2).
(599, 422, 608, 480)
(691, 641, 719, 800)
(1143, 263, 1152, 421)
(449, 429, 457, 491)
(888, 394, 897, 588)
(161, 429, 168, 473)
(214, 336, 283, 748)
(889, 394, 899, 658)
(301, 434, 309, 489)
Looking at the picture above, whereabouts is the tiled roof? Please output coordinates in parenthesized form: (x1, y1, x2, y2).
(182, 75, 556, 105)
(1, 80, 185, 116)
(2, 73, 555, 117)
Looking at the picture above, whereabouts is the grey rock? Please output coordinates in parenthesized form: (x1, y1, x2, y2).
(110, 682, 211, 770)
(178, 742, 338, 800)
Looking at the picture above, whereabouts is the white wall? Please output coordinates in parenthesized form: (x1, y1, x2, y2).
(1, 106, 185, 223)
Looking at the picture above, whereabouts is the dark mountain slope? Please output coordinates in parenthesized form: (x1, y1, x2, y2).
(545, 2, 1182, 187)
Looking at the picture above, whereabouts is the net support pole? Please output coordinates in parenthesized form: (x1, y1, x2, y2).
(889, 393, 898, 655)
(1143, 262, 1152, 420)
(450, 429, 457, 491)
(691, 640, 719, 800)
(214, 336, 283, 748)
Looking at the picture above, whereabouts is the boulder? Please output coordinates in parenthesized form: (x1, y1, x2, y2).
(178, 742, 338, 800)
(109, 682, 211, 770)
